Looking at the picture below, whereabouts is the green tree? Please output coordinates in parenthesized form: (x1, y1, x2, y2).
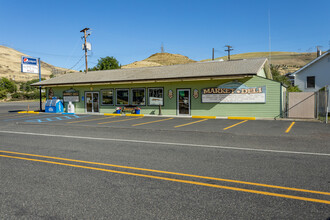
(270, 65, 301, 92)
(20, 79, 43, 92)
(0, 78, 17, 93)
(90, 56, 121, 71)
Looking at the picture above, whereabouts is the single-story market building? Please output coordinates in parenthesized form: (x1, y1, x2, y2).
(32, 58, 285, 118)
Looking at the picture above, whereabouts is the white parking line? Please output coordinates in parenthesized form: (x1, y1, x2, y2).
(0, 130, 329, 157)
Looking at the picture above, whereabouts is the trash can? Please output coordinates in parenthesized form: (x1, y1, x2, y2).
(116, 107, 122, 114)
(67, 101, 75, 113)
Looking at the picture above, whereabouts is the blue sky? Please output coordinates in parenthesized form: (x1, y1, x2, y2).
(1, 0, 329, 71)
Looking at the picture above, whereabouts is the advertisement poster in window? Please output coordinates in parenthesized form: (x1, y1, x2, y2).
(148, 88, 163, 105)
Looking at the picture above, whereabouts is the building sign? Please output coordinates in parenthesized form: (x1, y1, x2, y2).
(202, 81, 266, 103)
(21, 56, 39, 74)
(193, 89, 199, 99)
(168, 89, 173, 99)
(63, 89, 79, 102)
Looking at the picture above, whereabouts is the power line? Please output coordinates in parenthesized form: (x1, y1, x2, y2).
(1, 44, 82, 58)
(77, 63, 86, 72)
(68, 55, 85, 70)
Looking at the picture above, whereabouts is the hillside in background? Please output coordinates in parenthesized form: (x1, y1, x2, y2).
(0, 45, 320, 82)
(202, 52, 318, 75)
(123, 51, 318, 75)
(0, 45, 73, 82)
(122, 52, 196, 69)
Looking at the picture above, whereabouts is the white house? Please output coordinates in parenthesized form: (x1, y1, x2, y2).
(294, 50, 330, 92)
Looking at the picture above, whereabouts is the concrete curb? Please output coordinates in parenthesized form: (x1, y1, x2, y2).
(125, 114, 144, 117)
(18, 111, 39, 114)
(192, 116, 216, 119)
(227, 116, 256, 120)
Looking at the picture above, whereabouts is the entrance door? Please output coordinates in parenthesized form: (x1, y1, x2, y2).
(177, 89, 190, 115)
(85, 92, 99, 113)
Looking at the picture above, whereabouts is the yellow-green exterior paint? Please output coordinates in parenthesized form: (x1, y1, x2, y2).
(47, 76, 283, 118)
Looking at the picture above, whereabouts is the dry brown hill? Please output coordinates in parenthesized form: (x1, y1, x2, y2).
(0, 45, 73, 82)
(202, 51, 319, 75)
(122, 51, 319, 75)
(122, 52, 196, 69)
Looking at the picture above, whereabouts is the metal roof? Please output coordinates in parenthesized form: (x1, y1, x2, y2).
(32, 58, 269, 86)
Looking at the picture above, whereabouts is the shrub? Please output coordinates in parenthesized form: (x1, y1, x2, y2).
(0, 90, 7, 99)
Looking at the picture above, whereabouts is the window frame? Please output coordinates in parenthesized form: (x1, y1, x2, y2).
(306, 76, 315, 88)
(101, 89, 114, 106)
(131, 88, 146, 106)
(116, 88, 130, 106)
(147, 87, 164, 106)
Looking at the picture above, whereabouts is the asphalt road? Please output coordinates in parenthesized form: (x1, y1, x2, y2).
(0, 102, 329, 219)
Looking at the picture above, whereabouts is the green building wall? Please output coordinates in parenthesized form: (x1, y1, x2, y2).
(47, 76, 282, 118)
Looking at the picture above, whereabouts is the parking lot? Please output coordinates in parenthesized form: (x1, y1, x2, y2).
(0, 112, 329, 138)
(1, 102, 330, 219)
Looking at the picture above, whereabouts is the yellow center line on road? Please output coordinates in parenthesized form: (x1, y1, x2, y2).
(0, 153, 330, 205)
(223, 120, 248, 130)
(132, 118, 174, 126)
(0, 149, 330, 196)
(98, 117, 143, 125)
(67, 116, 115, 124)
(174, 119, 208, 128)
(286, 122, 295, 133)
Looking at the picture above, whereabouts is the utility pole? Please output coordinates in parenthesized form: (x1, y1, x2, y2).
(161, 42, 164, 53)
(225, 45, 233, 61)
(80, 28, 90, 73)
(212, 48, 214, 60)
(38, 58, 42, 112)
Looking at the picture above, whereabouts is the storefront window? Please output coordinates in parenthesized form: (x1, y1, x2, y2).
(132, 88, 145, 105)
(148, 88, 163, 106)
(101, 89, 114, 105)
(116, 89, 129, 105)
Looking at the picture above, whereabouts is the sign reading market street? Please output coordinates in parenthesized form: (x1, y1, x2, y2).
(202, 81, 266, 103)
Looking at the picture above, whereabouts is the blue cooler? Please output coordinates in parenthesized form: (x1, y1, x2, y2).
(45, 97, 64, 113)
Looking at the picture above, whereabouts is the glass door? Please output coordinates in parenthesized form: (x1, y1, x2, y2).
(93, 93, 99, 112)
(85, 92, 99, 113)
(177, 89, 190, 115)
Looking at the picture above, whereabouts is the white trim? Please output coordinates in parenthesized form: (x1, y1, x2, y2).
(293, 51, 329, 76)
